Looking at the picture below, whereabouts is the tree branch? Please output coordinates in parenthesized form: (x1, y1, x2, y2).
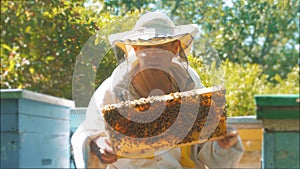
(249, 24, 257, 54)
(171, 0, 180, 16)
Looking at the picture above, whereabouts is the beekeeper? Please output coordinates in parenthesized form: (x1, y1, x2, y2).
(71, 12, 244, 169)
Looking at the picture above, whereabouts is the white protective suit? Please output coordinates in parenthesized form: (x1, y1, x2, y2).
(71, 58, 244, 169)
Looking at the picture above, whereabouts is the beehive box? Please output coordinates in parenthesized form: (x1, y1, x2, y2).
(102, 86, 227, 158)
(255, 94, 300, 169)
(0, 89, 74, 168)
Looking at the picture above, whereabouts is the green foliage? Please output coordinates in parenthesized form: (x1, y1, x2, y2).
(102, 0, 155, 15)
(187, 55, 211, 87)
(222, 60, 271, 116)
(189, 56, 299, 116)
(265, 66, 300, 94)
(1, 0, 92, 98)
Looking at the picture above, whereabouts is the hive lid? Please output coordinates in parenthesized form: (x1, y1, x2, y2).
(0, 89, 74, 107)
(255, 94, 300, 119)
(254, 94, 300, 107)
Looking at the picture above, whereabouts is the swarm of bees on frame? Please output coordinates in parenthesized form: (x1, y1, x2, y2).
(102, 87, 227, 157)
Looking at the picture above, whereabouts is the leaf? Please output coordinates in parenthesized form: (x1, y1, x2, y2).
(273, 74, 282, 83)
(46, 56, 55, 61)
(1, 44, 12, 51)
(43, 11, 51, 18)
(25, 26, 31, 34)
(29, 67, 35, 74)
(8, 59, 15, 71)
(17, 84, 23, 89)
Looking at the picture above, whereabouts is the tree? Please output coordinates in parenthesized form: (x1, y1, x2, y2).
(1, 0, 91, 99)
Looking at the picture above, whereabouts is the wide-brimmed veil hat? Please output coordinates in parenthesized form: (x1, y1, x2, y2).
(108, 12, 199, 58)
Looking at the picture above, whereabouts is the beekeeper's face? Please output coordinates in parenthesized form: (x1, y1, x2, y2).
(133, 40, 180, 70)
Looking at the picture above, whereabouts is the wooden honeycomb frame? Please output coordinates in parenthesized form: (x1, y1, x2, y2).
(102, 86, 227, 158)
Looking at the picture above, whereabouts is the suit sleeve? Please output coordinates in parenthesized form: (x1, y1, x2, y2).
(197, 136, 244, 168)
(71, 77, 114, 168)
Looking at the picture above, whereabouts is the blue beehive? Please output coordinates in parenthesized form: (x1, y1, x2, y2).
(0, 89, 74, 168)
(69, 108, 86, 134)
(255, 94, 300, 169)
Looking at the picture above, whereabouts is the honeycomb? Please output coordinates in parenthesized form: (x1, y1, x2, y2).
(102, 86, 227, 158)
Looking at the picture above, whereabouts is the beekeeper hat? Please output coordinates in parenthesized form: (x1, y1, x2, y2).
(108, 12, 199, 58)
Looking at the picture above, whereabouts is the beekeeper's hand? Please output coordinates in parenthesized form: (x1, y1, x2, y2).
(217, 125, 239, 149)
(90, 139, 117, 164)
